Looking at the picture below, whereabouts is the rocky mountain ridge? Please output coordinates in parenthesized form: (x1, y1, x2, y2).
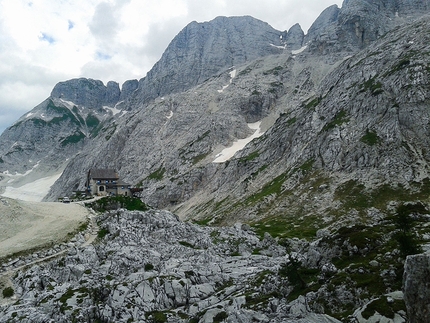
(1, 1, 430, 321)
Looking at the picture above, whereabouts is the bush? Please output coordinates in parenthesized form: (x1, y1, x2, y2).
(144, 263, 154, 271)
(2, 287, 14, 298)
(393, 203, 425, 257)
(86, 196, 149, 212)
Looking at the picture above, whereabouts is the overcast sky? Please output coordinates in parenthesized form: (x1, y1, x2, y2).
(0, 0, 343, 134)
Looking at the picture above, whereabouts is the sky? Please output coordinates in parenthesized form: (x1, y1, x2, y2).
(0, 0, 343, 134)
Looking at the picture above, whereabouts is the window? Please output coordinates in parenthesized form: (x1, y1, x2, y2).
(99, 186, 105, 192)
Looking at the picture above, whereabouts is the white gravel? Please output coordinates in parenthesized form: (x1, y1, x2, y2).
(0, 197, 90, 258)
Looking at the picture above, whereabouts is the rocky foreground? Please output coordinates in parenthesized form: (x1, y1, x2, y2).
(1, 208, 427, 322)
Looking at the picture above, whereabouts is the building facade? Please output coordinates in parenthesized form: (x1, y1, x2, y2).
(87, 169, 131, 197)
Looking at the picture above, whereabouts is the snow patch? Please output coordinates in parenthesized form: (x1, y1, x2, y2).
(60, 99, 77, 108)
(229, 69, 237, 79)
(270, 43, 286, 49)
(104, 106, 122, 116)
(218, 68, 237, 93)
(1, 173, 62, 202)
(213, 122, 264, 163)
(166, 111, 173, 119)
(25, 112, 34, 118)
(292, 45, 307, 55)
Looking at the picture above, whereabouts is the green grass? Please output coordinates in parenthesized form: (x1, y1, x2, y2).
(238, 151, 260, 162)
(85, 114, 100, 128)
(322, 110, 349, 131)
(178, 241, 195, 248)
(286, 117, 297, 126)
(145, 311, 168, 323)
(97, 228, 109, 239)
(245, 172, 288, 204)
(303, 97, 321, 110)
(148, 167, 166, 180)
(361, 129, 379, 145)
(359, 77, 383, 96)
(361, 297, 406, 320)
(60, 132, 86, 146)
(192, 152, 210, 164)
(334, 179, 430, 213)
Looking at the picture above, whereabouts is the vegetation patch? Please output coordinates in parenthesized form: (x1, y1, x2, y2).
(359, 77, 383, 96)
(391, 202, 425, 258)
(97, 228, 110, 239)
(178, 241, 196, 248)
(238, 151, 260, 162)
(263, 66, 284, 75)
(322, 110, 349, 131)
(144, 263, 154, 271)
(86, 196, 149, 212)
(148, 167, 166, 180)
(60, 132, 86, 146)
(303, 96, 321, 110)
(334, 179, 430, 214)
(104, 124, 117, 140)
(361, 297, 406, 320)
(146, 311, 168, 323)
(286, 117, 297, 126)
(245, 172, 288, 204)
(213, 311, 228, 322)
(2, 287, 14, 298)
(360, 129, 379, 145)
(279, 258, 320, 301)
(192, 152, 210, 164)
(85, 114, 100, 128)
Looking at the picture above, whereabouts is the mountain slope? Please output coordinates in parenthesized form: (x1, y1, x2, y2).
(0, 78, 135, 195)
(177, 14, 430, 226)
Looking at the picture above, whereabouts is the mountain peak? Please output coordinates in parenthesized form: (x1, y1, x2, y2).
(134, 15, 286, 103)
(50, 78, 120, 108)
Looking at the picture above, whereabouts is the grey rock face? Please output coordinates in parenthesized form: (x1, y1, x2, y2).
(305, 0, 430, 54)
(133, 16, 285, 103)
(51, 78, 120, 108)
(119, 79, 138, 102)
(403, 253, 430, 323)
(285, 23, 304, 50)
(306, 4, 340, 42)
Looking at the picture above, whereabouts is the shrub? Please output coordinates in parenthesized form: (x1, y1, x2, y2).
(86, 196, 149, 212)
(361, 129, 379, 145)
(144, 263, 154, 271)
(2, 287, 14, 298)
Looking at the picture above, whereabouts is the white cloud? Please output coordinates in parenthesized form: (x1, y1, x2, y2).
(0, 0, 343, 134)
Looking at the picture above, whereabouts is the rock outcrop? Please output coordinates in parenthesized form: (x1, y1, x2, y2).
(403, 253, 430, 323)
(0, 209, 343, 323)
(305, 0, 430, 55)
(51, 78, 121, 109)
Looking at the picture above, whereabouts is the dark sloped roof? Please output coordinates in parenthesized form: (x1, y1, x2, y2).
(89, 169, 119, 180)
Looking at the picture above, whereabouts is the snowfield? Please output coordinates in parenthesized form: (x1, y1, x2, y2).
(213, 121, 264, 163)
(1, 173, 62, 202)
